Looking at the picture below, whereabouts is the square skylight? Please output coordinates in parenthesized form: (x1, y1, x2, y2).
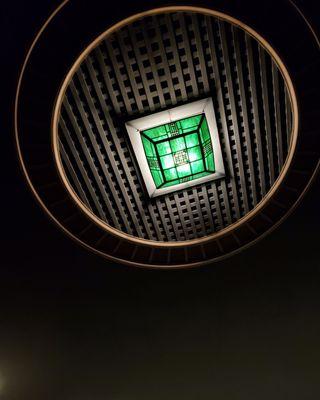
(125, 98, 225, 198)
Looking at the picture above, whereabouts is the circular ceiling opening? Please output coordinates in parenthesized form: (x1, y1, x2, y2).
(17, 0, 319, 268)
(53, 7, 297, 245)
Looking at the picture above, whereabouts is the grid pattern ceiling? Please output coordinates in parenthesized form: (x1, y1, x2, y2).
(58, 10, 293, 242)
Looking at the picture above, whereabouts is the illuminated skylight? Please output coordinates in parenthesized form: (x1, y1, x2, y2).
(141, 114, 215, 189)
(125, 98, 225, 197)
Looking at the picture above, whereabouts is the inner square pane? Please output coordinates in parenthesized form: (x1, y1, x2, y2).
(141, 113, 216, 190)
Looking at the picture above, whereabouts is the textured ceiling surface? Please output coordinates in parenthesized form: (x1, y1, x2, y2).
(57, 10, 293, 242)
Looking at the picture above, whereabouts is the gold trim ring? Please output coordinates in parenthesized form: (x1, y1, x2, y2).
(52, 6, 299, 248)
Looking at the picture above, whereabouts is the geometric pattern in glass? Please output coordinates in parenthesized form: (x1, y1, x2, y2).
(141, 114, 215, 189)
(125, 97, 225, 198)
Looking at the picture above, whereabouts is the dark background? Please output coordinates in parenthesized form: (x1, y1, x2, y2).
(1, 1, 319, 399)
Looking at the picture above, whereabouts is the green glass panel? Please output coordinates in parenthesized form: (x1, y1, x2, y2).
(205, 154, 215, 172)
(158, 135, 169, 142)
(177, 164, 191, 178)
(170, 137, 186, 152)
(188, 146, 202, 162)
(143, 126, 168, 141)
(162, 178, 181, 188)
(140, 113, 216, 190)
(185, 132, 199, 148)
(151, 169, 164, 188)
(147, 157, 160, 171)
(161, 171, 215, 188)
(194, 171, 212, 180)
(164, 168, 178, 181)
(191, 160, 205, 174)
(156, 141, 171, 156)
(178, 115, 202, 132)
(160, 154, 174, 169)
(199, 117, 210, 144)
(142, 136, 155, 157)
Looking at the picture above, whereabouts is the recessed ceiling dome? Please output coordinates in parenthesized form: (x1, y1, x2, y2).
(16, 2, 319, 268)
(53, 8, 294, 243)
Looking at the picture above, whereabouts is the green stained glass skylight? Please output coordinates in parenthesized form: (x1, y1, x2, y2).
(125, 98, 225, 198)
(141, 114, 215, 189)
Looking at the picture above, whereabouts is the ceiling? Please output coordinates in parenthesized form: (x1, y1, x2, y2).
(56, 9, 293, 242)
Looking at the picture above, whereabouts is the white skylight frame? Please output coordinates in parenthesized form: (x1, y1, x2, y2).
(125, 98, 225, 198)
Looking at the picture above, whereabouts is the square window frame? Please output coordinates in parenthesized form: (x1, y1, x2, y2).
(125, 97, 225, 198)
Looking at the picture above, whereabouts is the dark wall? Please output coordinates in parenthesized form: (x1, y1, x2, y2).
(1, 1, 319, 399)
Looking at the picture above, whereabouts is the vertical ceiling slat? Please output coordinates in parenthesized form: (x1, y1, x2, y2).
(152, 16, 177, 105)
(67, 82, 134, 233)
(245, 34, 267, 198)
(204, 16, 239, 223)
(258, 46, 276, 186)
(164, 14, 188, 99)
(232, 26, 258, 206)
(115, 32, 145, 111)
(60, 139, 91, 207)
(219, 20, 250, 215)
(59, 121, 105, 218)
(272, 61, 284, 170)
(176, 13, 199, 97)
(190, 14, 210, 91)
(62, 99, 120, 226)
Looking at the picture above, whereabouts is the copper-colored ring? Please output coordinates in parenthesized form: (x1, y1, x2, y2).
(52, 5, 299, 248)
(15, 1, 319, 268)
